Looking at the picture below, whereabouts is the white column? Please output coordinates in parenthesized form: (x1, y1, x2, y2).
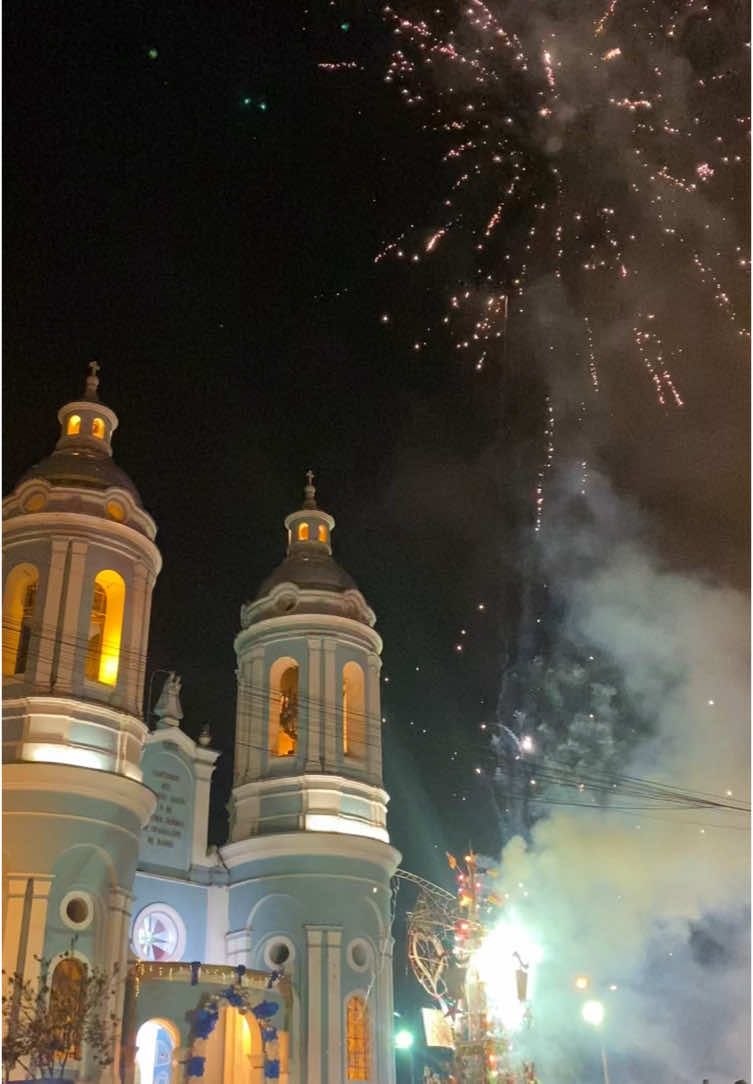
(377, 935, 397, 1084)
(247, 648, 265, 779)
(325, 928, 342, 1084)
(100, 886, 134, 1084)
(134, 569, 156, 715)
(366, 653, 382, 783)
(322, 643, 337, 770)
(23, 878, 53, 984)
(204, 886, 229, 963)
(192, 753, 219, 866)
(305, 926, 324, 1084)
(54, 540, 88, 693)
(34, 538, 68, 688)
(305, 639, 322, 771)
(119, 564, 148, 714)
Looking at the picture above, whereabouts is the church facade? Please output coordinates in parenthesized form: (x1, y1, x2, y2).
(2, 368, 400, 1084)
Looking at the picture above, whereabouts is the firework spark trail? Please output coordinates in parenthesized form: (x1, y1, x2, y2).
(583, 316, 600, 392)
(374, 0, 748, 402)
(633, 317, 685, 408)
(534, 397, 555, 533)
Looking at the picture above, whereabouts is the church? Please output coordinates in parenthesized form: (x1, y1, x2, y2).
(3, 366, 401, 1084)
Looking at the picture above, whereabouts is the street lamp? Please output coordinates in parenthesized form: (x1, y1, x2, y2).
(581, 1001, 610, 1084)
(394, 1029, 415, 1083)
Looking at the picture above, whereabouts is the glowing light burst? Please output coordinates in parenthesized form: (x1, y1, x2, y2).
(471, 914, 543, 1033)
(376, 0, 748, 410)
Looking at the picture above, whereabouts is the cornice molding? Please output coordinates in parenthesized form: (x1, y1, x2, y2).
(3, 762, 157, 826)
(221, 831, 401, 874)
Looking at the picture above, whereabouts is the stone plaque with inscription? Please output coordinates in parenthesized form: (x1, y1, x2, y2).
(140, 746, 194, 871)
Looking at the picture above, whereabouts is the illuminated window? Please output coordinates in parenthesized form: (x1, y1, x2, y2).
(91, 417, 106, 439)
(269, 657, 299, 757)
(50, 957, 86, 1059)
(317, 524, 328, 543)
(85, 570, 125, 686)
(342, 661, 365, 758)
(66, 414, 81, 436)
(346, 996, 370, 1081)
(297, 522, 309, 541)
(3, 564, 39, 677)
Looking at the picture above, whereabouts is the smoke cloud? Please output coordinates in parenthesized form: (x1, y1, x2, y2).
(496, 475, 750, 1082)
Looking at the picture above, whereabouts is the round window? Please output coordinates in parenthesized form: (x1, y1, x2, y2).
(347, 938, 373, 973)
(131, 904, 186, 963)
(106, 499, 126, 522)
(60, 892, 94, 931)
(22, 492, 47, 513)
(263, 937, 294, 970)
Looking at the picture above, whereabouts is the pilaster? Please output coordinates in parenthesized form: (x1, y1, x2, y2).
(305, 638, 323, 772)
(322, 642, 337, 770)
(326, 927, 343, 1084)
(34, 538, 68, 688)
(305, 926, 324, 1084)
(53, 540, 88, 693)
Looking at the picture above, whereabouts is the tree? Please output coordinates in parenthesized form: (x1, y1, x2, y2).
(2, 953, 119, 1082)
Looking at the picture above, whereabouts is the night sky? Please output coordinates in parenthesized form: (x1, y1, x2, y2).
(5, 0, 510, 876)
(5, 0, 749, 1072)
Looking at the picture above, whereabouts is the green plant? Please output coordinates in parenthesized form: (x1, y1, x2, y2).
(2, 953, 119, 1082)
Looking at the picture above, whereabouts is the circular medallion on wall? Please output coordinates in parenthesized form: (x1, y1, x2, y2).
(131, 903, 186, 962)
(60, 891, 94, 931)
(347, 938, 373, 973)
(263, 936, 295, 970)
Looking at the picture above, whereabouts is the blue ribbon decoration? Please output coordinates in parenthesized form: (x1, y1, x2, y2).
(186, 1056, 206, 1078)
(251, 1000, 279, 1020)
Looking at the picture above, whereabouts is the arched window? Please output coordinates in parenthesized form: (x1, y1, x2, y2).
(85, 570, 125, 686)
(346, 995, 370, 1081)
(342, 661, 365, 758)
(135, 1018, 179, 1084)
(66, 414, 81, 436)
(3, 563, 39, 677)
(91, 417, 106, 439)
(50, 957, 87, 1059)
(317, 524, 328, 543)
(269, 657, 299, 757)
(297, 522, 309, 541)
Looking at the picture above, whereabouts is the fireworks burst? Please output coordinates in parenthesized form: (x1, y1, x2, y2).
(375, 0, 749, 499)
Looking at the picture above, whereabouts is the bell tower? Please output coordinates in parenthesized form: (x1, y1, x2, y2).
(2, 365, 159, 1081)
(225, 477, 399, 1084)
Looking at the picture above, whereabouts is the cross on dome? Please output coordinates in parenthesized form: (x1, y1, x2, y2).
(303, 469, 317, 509)
(85, 360, 101, 400)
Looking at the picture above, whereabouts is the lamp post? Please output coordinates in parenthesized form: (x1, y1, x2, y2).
(581, 1000, 610, 1084)
(395, 1029, 416, 1084)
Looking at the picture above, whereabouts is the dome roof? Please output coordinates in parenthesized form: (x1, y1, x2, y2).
(243, 475, 376, 629)
(11, 363, 142, 506)
(19, 450, 142, 504)
(257, 549, 356, 598)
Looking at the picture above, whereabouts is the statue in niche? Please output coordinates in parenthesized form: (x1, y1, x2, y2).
(153, 671, 183, 726)
(279, 690, 298, 749)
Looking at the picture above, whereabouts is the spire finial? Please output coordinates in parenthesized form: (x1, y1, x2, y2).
(85, 360, 101, 401)
(303, 470, 317, 509)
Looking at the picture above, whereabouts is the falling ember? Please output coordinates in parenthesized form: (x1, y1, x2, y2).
(426, 227, 448, 252)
